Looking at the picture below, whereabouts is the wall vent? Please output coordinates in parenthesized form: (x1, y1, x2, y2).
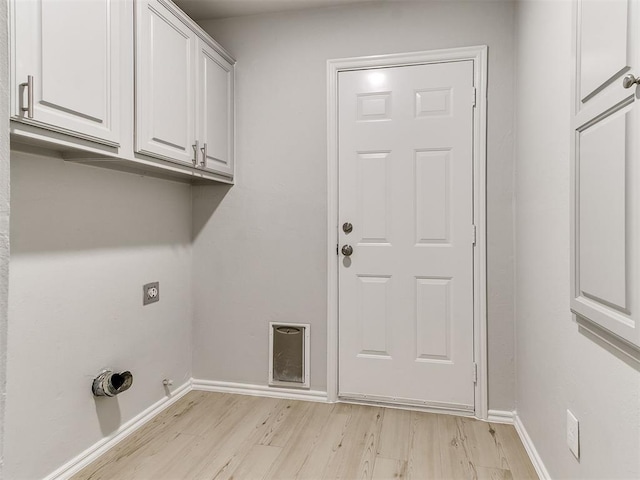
(269, 322, 310, 388)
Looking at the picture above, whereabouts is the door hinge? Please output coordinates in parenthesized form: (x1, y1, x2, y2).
(473, 363, 478, 384)
(472, 87, 477, 107)
(472, 224, 477, 246)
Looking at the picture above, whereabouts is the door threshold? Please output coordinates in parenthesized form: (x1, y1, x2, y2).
(338, 393, 475, 417)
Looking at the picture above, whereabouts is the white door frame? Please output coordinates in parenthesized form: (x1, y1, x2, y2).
(326, 45, 489, 419)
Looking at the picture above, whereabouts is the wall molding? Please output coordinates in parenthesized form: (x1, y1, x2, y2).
(514, 413, 552, 480)
(487, 409, 515, 424)
(44, 381, 191, 480)
(192, 379, 329, 403)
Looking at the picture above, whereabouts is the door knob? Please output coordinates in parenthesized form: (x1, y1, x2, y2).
(341, 245, 353, 256)
(622, 73, 640, 89)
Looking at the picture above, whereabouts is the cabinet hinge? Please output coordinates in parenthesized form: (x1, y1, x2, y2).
(472, 87, 477, 107)
(473, 363, 478, 384)
(472, 224, 477, 246)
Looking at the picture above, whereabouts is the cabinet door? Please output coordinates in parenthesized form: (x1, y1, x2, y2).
(571, 0, 640, 348)
(135, 0, 196, 165)
(197, 41, 235, 177)
(11, 0, 120, 145)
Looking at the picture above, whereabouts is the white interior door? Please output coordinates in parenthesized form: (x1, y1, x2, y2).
(338, 61, 476, 409)
(571, 0, 640, 348)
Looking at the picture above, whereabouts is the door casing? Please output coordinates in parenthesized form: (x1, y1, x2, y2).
(326, 45, 489, 419)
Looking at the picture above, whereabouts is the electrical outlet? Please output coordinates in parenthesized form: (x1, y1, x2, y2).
(143, 282, 159, 305)
(567, 409, 580, 459)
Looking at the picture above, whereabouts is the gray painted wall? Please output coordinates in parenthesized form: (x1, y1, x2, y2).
(194, 0, 517, 409)
(515, 1, 640, 477)
(0, 0, 9, 476)
(6, 153, 193, 480)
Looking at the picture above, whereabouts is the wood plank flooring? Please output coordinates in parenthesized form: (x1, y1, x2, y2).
(72, 392, 538, 480)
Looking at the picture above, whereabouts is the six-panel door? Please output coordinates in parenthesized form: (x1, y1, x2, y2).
(12, 0, 121, 145)
(338, 61, 476, 409)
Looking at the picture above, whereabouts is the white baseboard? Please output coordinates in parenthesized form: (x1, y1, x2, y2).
(487, 409, 515, 424)
(44, 381, 191, 480)
(192, 378, 329, 403)
(514, 412, 551, 480)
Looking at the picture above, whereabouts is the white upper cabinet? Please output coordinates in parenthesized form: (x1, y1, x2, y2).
(571, 0, 640, 349)
(10, 0, 234, 183)
(11, 0, 121, 145)
(197, 41, 235, 177)
(135, 0, 235, 178)
(135, 0, 196, 165)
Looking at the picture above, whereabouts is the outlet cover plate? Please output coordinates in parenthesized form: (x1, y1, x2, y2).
(143, 282, 159, 305)
(567, 409, 580, 459)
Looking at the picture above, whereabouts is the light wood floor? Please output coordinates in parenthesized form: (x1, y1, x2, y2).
(73, 392, 538, 480)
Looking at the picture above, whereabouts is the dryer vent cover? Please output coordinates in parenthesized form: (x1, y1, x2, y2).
(269, 323, 310, 388)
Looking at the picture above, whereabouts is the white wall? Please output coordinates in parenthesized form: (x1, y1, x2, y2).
(514, 1, 640, 478)
(0, 0, 10, 476)
(193, 1, 517, 407)
(5, 152, 193, 480)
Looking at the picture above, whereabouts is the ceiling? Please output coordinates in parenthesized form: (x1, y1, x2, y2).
(173, 0, 384, 20)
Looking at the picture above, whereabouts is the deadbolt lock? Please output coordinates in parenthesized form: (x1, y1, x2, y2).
(342, 222, 353, 234)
